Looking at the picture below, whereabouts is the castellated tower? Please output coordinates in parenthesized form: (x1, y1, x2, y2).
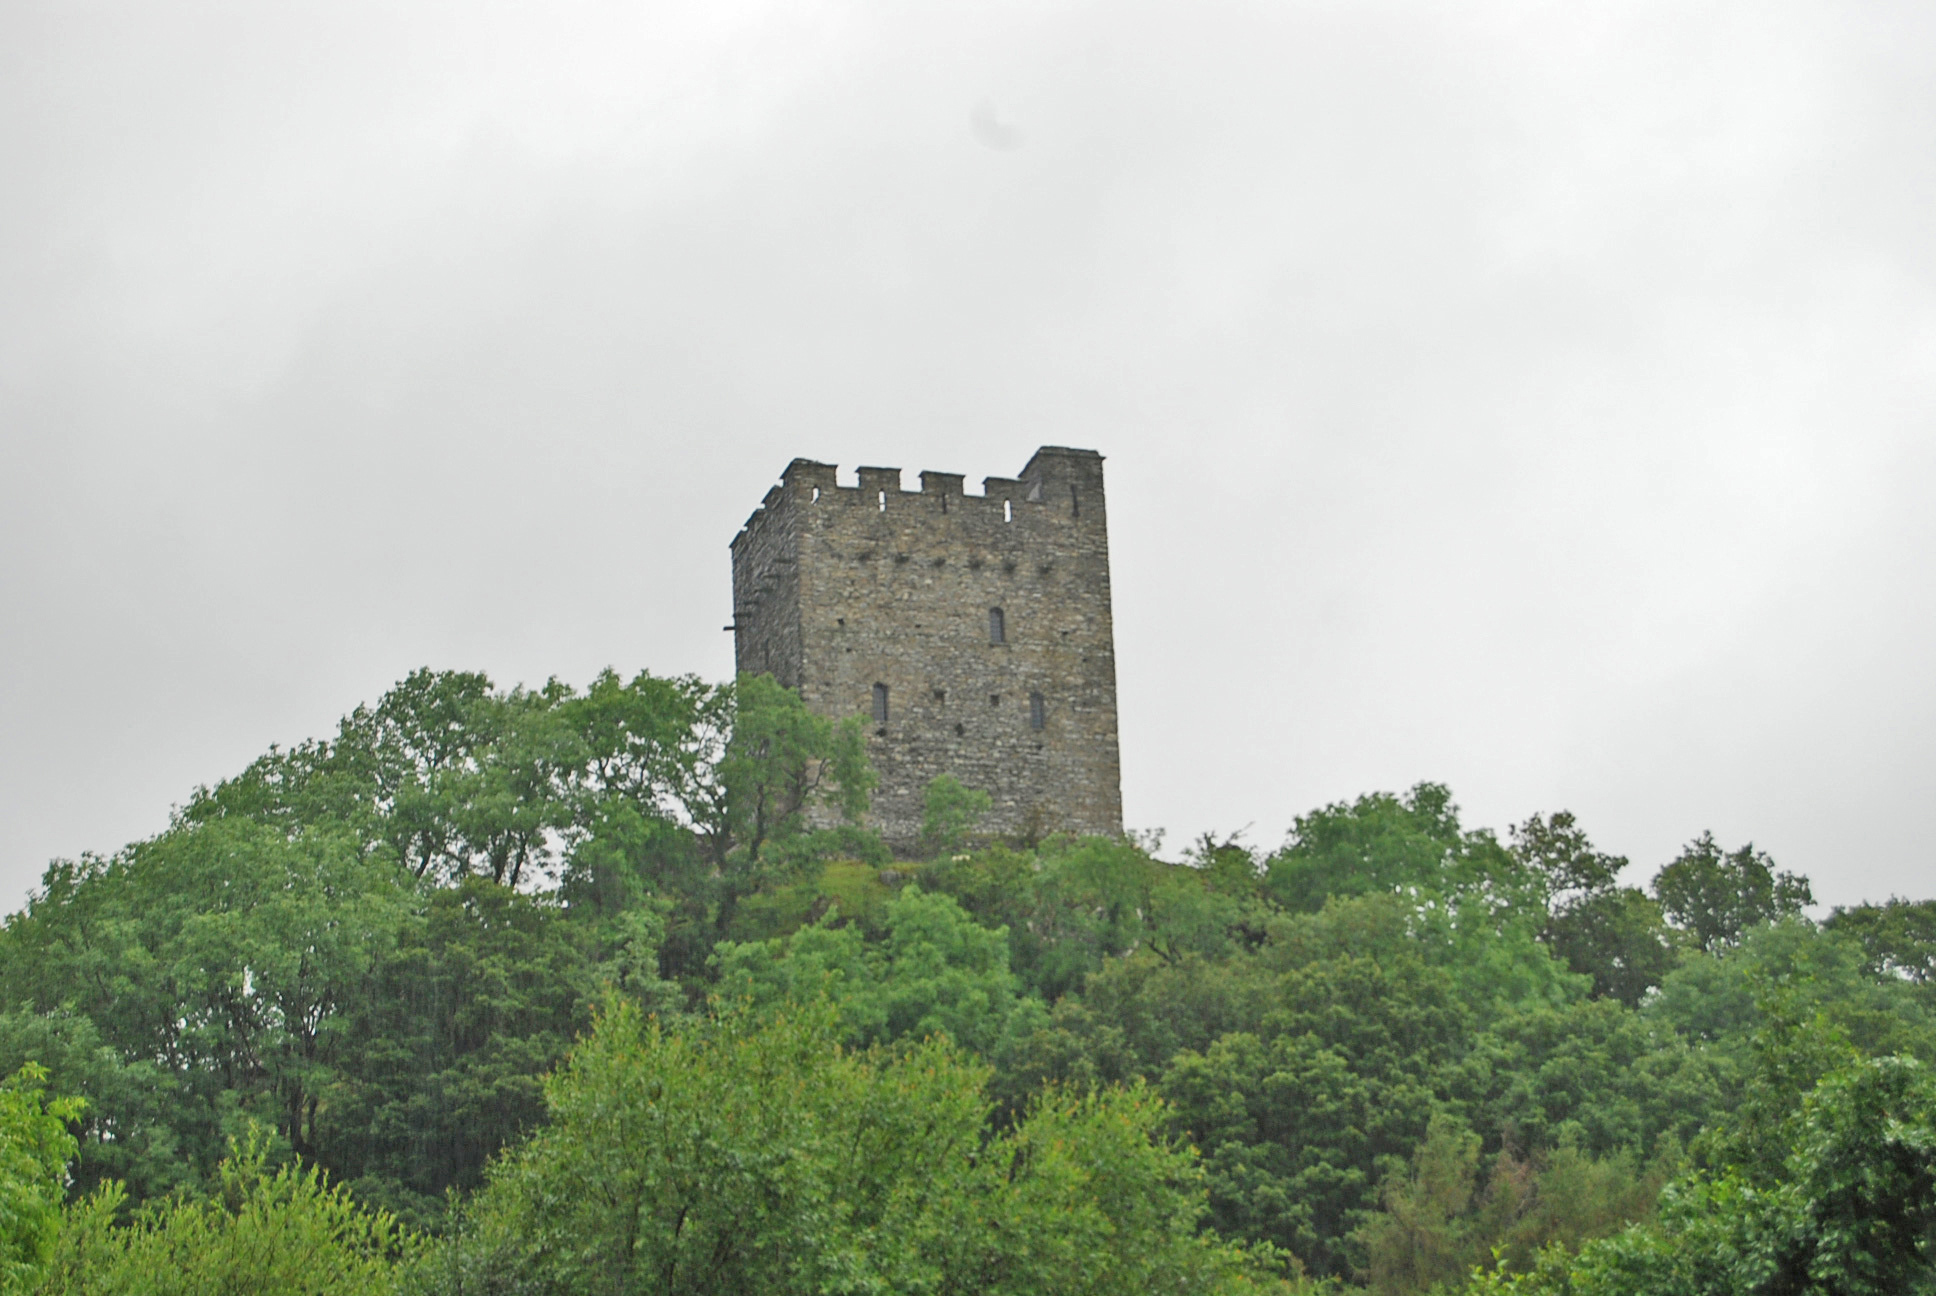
(730, 446, 1123, 849)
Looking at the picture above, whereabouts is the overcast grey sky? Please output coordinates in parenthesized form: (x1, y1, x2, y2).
(4, 0, 1933, 909)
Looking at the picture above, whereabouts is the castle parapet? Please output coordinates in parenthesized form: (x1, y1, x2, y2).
(857, 467, 902, 500)
(782, 459, 837, 494)
(739, 449, 1108, 549)
(1020, 446, 1105, 513)
(981, 476, 1023, 499)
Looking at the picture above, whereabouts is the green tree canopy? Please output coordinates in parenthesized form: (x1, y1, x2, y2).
(1464, 1055, 1936, 1296)
(1512, 812, 1678, 1007)
(429, 998, 1280, 1296)
(40, 1134, 413, 1296)
(4, 655, 1929, 1293)
(1262, 783, 1535, 917)
(0, 1065, 81, 1293)
(1827, 898, 1936, 988)
(919, 774, 992, 859)
(1652, 832, 1813, 954)
(712, 885, 1042, 1058)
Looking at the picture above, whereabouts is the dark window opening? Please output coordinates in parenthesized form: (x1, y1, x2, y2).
(1070, 484, 1079, 517)
(1029, 691, 1045, 730)
(954, 722, 965, 736)
(989, 607, 1005, 644)
(989, 693, 1000, 706)
(872, 683, 889, 723)
(932, 688, 945, 702)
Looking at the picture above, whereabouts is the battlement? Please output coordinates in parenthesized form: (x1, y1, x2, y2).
(732, 448, 1106, 554)
(728, 445, 1122, 850)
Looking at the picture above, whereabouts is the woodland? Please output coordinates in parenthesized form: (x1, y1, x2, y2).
(0, 667, 1929, 1294)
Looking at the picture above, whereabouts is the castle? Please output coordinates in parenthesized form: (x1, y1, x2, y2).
(730, 447, 1123, 849)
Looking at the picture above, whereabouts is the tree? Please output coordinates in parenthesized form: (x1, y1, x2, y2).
(16, 680, 1936, 1294)
(1263, 783, 1473, 915)
(41, 1133, 413, 1296)
(1357, 1114, 1489, 1296)
(1651, 833, 1812, 953)
(1451, 996, 1723, 1169)
(0, 1065, 81, 1293)
(1354, 1113, 1676, 1295)
(0, 820, 408, 1196)
(1780, 1055, 1936, 1293)
(0, 1010, 178, 1204)
(1512, 812, 1679, 1007)
(557, 668, 716, 823)
(927, 836, 1247, 1002)
(919, 775, 992, 859)
(1157, 898, 1486, 1279)
(1827, 898, 1936, 988)
(0, 823, 609, 1221)
(1462, 1055, 1936, 1296)
(1543, 888, 1680, 1008)
(1164, 1027, 1417, 1277)
(315, 668, 517, 882)
(1513, 812, 1626, 902)
(1646, 920, 1935, 1070)
(429, 999, 1278, 1296)
(190, 667, 720, 891)
(690, 673, 880, 933)
(321, 878, 598, 1227)
(712, 886, 1041, 1059)
(1189, 831, 1270, 907)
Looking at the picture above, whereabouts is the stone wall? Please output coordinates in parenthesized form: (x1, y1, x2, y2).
(730, 446, 1123, 849)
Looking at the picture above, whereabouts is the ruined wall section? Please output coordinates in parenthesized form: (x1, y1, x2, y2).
(732, 447, 1123, 850)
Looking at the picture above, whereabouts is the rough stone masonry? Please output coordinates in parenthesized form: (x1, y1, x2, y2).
(730, 446, 1124, 850)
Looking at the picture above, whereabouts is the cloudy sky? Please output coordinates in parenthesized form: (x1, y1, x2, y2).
(4, 0, 1932, 909)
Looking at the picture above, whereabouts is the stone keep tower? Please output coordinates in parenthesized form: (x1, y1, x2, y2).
(730, 446, 1123, 848)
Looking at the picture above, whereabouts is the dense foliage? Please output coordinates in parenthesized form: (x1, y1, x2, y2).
(0, 665, 1929, 1293)
(422, 998, 1271, 1295)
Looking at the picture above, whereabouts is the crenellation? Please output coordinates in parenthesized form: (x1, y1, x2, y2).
(855, 466, 902, 500)
(981, 475, 1022, 500)
(782, 458, 837, 492)
(919, 471, 965, 500)
(731, 446, 1123, 850)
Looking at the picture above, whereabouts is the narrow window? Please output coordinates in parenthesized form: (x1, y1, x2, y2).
(988, 607, 1005, 644)
(872, 683, 889, 723)
(1070, 484, 1079, 518)
(811, 486, 821, 502)
(932, 688, 946, 702)
(989, 693, 1000, 706)
(878, 490, 887, 512)
(1004, 499, 1012, 523)
(1029, 691, 1046, 730)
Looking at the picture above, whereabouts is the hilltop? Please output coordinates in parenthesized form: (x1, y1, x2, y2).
(0, 667, 1929, 1294)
